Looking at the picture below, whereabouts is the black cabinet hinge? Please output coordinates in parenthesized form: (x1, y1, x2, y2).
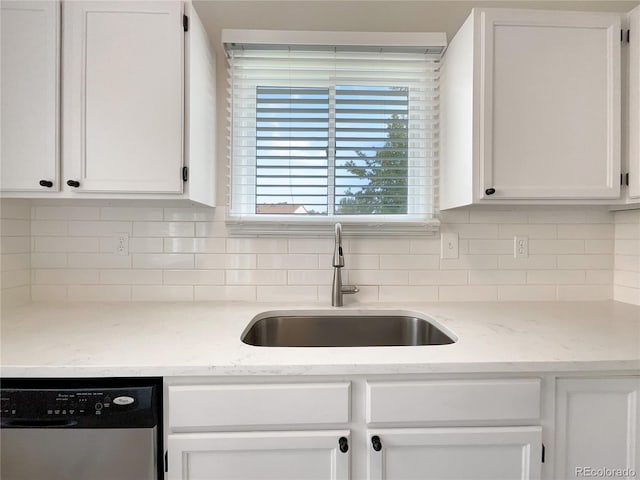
(541, 443, 546, 463)
(182, 166, 189, 182)
(183, 14, 188, 32)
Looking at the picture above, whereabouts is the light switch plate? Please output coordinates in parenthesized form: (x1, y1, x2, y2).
(441, 232, 459, 259)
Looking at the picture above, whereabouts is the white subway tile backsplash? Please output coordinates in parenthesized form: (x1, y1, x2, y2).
(287, 269, 333, 286)
(438, 285, 498, 302)
(1, 219, 30, 236)
(31, 253, 67, 269)
(100, 207, 163, 221)
(379, 254, 439, 270)
(0, 236, 30, 254)
(497, 285, 556, 301)
(35, 237, 99, 253)
(6, 201, 623, 304)
(226, 269, 287, 285)
(31, 221, 68, 236)
(34, 269, 99, 285)
(526, 270, 585, 285)
(31, 285, 67, 302)
(68, 253, 131, 269)
(257, 285, 318, 302)
(163, 237, 226, 253)
(196, 254, 256, 269)
(68, 285, 132, 301)
(409, 238, 440, 254)
(468, 239, 513, 255)
(440, 254, 498, 270)
(133, 221, 194, 237)
(498, 224, 557, 239)
(379, 285, 438, 302)
(69, 221, 132, 236)
(556, 255, 612, 270)
(257, 254, 318, 270)
(557, 285, 613, 301)
(194, 285, 256, 302)
(131, 285, 194, 301)
(195, 222, 228, 237)
(349, 270, 409, 286)
(528, 239, 584, 255)
(227, 238, 288, 254)
(584, 239, 615, 254)
(99, 269, 163, 285)
(163, 269, 224, 285)
(469, 209, 527, 224)
(468, 270, 526, 285)
(1, 269, 30, 289)
(557, 224, 614, 239)
(132, 254, 194, 269)
(409, 270, 468, 285)
(34, 205, 100, 221)
(498, 255, 556, 270)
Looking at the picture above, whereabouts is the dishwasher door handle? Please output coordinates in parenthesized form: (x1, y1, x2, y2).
(2, 419, 78, 428)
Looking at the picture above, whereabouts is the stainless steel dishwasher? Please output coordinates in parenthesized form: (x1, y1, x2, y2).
(0, 377, 163, 480)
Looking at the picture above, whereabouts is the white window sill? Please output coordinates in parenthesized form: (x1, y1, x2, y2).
(225, 215, 440, 237)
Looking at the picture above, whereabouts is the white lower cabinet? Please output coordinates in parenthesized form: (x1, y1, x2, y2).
(167, 430, 350, 480)
(554, 377, 640, 480)
(367, 427, 542, 480)
(166, 378, 543, 480)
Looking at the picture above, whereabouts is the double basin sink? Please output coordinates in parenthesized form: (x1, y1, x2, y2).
(241, 310, 456, 347)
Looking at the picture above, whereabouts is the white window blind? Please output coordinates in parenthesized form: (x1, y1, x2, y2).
(226, 35, 442, 233)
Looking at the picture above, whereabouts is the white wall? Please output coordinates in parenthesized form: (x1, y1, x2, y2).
(614, 209, 640, 305)
(0, 199, 31, 308)
(21, 200, 615, 303)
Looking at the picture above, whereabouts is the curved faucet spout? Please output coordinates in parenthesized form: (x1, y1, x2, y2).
(333, 223, 344, 267)
(331, 223, 357, 306)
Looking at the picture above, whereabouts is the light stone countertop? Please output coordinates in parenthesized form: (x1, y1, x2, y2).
(1, 301, 639, 377)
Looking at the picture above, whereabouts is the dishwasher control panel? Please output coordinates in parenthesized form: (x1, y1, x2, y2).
(0, 380, 158, 429)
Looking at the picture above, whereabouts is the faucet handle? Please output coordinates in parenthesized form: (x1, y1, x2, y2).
(341, 285, 359, 295)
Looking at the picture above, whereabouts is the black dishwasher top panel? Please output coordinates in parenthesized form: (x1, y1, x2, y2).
(0, 377, 160, 428)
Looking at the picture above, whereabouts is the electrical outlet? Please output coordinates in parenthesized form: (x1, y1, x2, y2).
(115, 233, 129, 256)
(441, 232, 459, 259)
(514, 236, 529, 258)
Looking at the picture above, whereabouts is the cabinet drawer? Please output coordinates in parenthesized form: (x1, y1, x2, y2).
(367, 379, 540, 424)
(169, 382, 350, 429)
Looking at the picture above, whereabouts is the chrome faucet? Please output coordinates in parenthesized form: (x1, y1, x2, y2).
(332, 223, 358, 306)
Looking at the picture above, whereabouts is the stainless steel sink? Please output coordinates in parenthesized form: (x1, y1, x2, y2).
(241, 311, 456, 347)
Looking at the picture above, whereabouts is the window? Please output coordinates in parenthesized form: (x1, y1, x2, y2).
(225, 31, 445, 234)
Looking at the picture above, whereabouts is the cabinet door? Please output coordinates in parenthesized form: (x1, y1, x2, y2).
(1, 1, 59, 192)
(368, 427, 542, 480)
(63, 1, 183, 193)
(168, 430, 350, 480)
(629, 6, 640, 199)
(479, 9, 621, 200)
(555, 377, 640, 479)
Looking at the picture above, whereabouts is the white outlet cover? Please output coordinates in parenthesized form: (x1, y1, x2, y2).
(514, 235, 529, 258)
(115, 233, 129, 256)
(441, 232, 459, 259)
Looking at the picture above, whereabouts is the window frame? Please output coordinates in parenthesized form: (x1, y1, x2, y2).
(223, 30, 446, 236)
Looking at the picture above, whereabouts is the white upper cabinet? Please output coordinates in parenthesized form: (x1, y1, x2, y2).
(0, 1, 216, 205)
(63, 1, 184, 193)
(1, 1, 59, 192)
(440, 8, 622, 209)
(628, 5, 640, 200)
